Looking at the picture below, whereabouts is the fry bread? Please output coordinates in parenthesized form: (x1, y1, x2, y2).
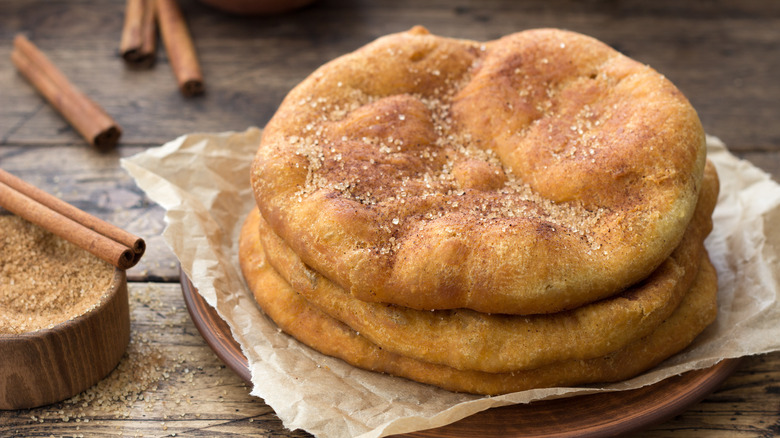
(255, 163, 718, 372)
(251, 27, 707, 314)
(239, 214, 718, 395)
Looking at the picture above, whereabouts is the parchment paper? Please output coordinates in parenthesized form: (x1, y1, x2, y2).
(121, 130, 780, 438)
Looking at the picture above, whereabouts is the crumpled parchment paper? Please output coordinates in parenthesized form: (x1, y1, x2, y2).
(121, 130, 780, 438)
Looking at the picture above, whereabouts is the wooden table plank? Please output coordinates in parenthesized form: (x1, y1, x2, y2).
(639, 352, 780, 437)
(1, 0, 778, 149)
(1, 0, 779, 436)
(0, 282, 778, 437)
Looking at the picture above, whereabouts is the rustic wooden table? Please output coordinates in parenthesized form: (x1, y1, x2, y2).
(1, 0, 779, 436)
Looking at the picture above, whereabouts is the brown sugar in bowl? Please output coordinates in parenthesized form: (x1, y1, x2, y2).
(0, 216, 130, 410)
(0, 268, 129, 410)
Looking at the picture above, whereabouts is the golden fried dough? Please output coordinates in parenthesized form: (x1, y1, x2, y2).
(253, 162, 717, 373)
(251, 27, 707, 314)
(239, 212, 718, 395)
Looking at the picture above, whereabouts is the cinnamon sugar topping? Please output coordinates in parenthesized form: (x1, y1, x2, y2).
(288, 80, 607, 254)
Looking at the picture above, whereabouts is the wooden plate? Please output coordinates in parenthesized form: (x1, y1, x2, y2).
(180, 271, 740, 437)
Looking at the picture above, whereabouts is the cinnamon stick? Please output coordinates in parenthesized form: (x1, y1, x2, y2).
(120, 0, 157, 67)
(155, 0, 204, 97)
(0, 169, 145, 270)
(11, 35, 122, 150)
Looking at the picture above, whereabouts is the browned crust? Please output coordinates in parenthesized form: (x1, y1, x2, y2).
(254, 162, 718, 373)
(239, 210, 718, 395)
(251, 27, 707, 314)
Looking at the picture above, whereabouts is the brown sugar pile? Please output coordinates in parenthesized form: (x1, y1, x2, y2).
(0, 214, 113, 334)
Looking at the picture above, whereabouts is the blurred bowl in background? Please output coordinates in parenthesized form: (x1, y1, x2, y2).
(199, 0, 317, 15)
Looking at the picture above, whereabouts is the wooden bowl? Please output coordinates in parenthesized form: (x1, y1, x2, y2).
(0, 268, 130, 410)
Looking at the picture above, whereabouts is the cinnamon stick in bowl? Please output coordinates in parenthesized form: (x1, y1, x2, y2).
(0, 169, 145, 270)
(0, 214, 130, 409)
(10, 35, 122, 150)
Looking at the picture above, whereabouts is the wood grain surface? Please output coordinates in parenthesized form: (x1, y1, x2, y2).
(1, 0, 779, 436)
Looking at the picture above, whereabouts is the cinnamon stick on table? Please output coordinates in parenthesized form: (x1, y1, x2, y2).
(156, 0, 205, 96)
(0, 169, 145, 270)
(10, 35, 122, 150)
(120, 0, 157, 67)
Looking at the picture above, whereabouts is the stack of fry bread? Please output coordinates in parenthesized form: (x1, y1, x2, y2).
(239, 27, 718, 395)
